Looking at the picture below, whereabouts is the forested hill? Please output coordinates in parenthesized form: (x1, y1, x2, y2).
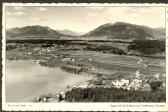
(6, 25, 75, 39)
(83, 22, 165, 40)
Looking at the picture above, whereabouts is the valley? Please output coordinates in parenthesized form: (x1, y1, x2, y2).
(6, 38, 166, 102)
(5, 22, 166, 102)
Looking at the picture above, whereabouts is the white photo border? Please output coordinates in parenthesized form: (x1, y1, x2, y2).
(2, 3, 168, 111)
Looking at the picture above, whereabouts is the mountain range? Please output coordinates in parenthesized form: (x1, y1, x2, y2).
(6, 22, 165, 40)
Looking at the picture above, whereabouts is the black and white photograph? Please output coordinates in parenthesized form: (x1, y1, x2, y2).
(2, 3, 167, 111)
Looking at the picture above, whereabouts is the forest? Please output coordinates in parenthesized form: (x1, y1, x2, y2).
(127, 40, 165, 54)
(84, 45, 126, 55)
(65, 87, 165, 102)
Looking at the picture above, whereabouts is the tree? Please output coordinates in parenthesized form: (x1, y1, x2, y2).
(149, 81, 162, 91)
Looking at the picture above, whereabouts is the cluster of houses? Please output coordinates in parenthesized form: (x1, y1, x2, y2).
(33, 91, 66, 102)
(25, 46, 58, 56)
(60, 57, 96, 73)
(98, 71, 165, 91)
(127, 50, 140, 55)
(111, 78, 146, 90)
(90, 77, 151, 91)
(87, 69, 165, 91)
(61, 57, 75, 63)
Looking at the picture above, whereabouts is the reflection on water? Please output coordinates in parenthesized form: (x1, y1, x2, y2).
(6, 60, 87, 102)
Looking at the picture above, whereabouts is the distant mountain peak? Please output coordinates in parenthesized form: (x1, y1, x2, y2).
(97, 23, 112, 28)
(113, 22, 128, 25)
(102, 22, 112, 26)
(57, 29, 80, 36)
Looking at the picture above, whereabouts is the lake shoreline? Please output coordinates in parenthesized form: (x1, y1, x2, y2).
(6, 59, 90, 102)
(31, 73, 90, 103)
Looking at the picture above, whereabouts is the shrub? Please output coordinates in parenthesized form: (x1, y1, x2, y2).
(149, 81, 162, 91)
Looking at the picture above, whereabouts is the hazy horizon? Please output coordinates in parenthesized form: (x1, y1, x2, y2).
(5, 6, 165, 32)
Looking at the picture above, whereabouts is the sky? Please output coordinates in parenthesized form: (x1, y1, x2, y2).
(5, 6, 165, 33)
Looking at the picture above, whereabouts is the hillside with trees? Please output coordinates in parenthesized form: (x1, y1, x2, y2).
(6, 25, 73, 39)
(127, 40, 165, 55)
(65, 87, 165, 102)
(83, 22, 165, 40)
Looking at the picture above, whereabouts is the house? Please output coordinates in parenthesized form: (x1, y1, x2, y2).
(78, 85, 88, 88)
(134, 70, 142, 79)
(129, 79, 142, 90)
(163, 73, 166, 77)
(142, 84, 151, 91)
(127, 50, 138, 55)
(154, 73, 160, 80)
(111, 79, 130, 89)
(61, 58, 71, 62)
(121, 79, 130, 85)
(102, 80, 112, 85)
(89, 58, 92, 61)
(162, 82, 166, 88)
(71, 58, 75, 62)
(60, 91, 65, 99)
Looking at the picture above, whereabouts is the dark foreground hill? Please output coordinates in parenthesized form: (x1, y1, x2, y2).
(65, 87, 165, 102)
(83, 22, 165, 40)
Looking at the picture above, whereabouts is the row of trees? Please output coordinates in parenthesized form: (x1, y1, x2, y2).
(65, 87, 165, 102)
(84, 45, 126, 55)
(6, 39, 73, 45)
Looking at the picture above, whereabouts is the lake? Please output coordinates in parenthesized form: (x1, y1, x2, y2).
(5, 60, 88, 102)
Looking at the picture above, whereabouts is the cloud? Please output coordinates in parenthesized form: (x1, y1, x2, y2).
(86, 13, 96, 20)
(15, 11, 27, 16)
(28, 17, 47, 26)
(85, 7, 105, 10)
(29, 17, 40, 21)
(38, 7, 47, 11)
(6, 11, 27, 16)
(6, 12, 13, 16)
(102, 7, 165, 28)
(129, 13, 138, 18)
(32, 13, 36, 16)
(14, 6, 25, 10)
(41, 20, 47, 25)
(6, 17, 16, 21)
